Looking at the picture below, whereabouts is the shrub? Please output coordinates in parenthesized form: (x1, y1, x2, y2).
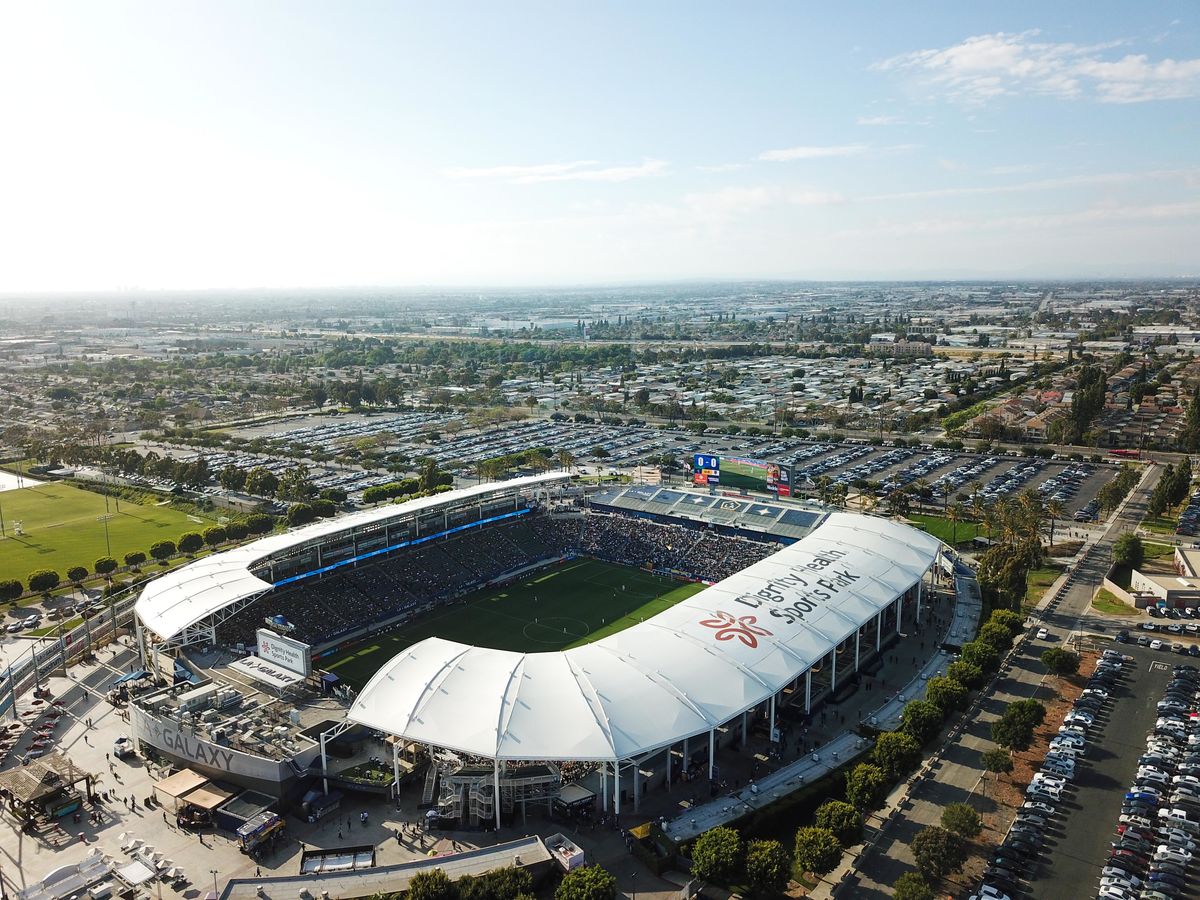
(28, 569, 61, 594)
(813, 800, 862, 846)
(873, 730, 922, 779)
(311, 498, 337, 518)
(94, 557, 118, 577)
(900, 699, 943, 745)
(743, 839, 791, 896)
(925, 675, 969, 714)
(244, 513, 275, 535)
(940, 802, 982, 838)
(0, 579, 23, 602)
(988, 609, 1024, 636)
(946, 660, 985, 690)
(1041, 647, 1081, 676)
(845, 763, 889, 813)
(124, 551, 147, 567)
(178, 532, 204, 554)
(288, 503, 318, 526)
(555, 865, 616, 900)
(149, 540, 176, 562)
(690, 826, 743, 884)
(960, 640, 999, 673)
(225, 521, 249, 541)
(893, 872, 935, 900)
(977, 622, 1014, 653)
(202, 526, 227, 547)
(67, 566, 89, 585)
(407, 869, 456, 900)
(1113, 533, 1144, 567)
(792, 827, 842, 878)
(911, 826, 966, 879)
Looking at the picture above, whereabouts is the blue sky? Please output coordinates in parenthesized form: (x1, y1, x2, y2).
(1, 1, 1198, 289)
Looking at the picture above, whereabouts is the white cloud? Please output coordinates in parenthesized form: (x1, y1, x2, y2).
(695, 162, 748, 173)
(862, 167, 1200, 202)
(874, 30, 1200, 104)
(835, 199, 1200, 239)
(444, 158, 667, 184)
(759, 143, 868, 162)
(856, 115, 906, 126)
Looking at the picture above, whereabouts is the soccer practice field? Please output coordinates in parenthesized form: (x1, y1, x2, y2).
(321, 558, 706, 688)
(0, 481, 217, 584)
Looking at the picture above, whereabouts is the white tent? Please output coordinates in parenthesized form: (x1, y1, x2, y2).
(349, 512, 940, 761)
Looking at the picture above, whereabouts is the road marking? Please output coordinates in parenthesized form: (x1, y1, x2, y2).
(1149, 661, 1170, 671)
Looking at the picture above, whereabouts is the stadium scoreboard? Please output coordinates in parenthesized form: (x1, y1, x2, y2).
(692, 453, 791, 497)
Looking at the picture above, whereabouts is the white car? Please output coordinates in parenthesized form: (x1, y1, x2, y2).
(1154, 844, 1192, 864)
(1174, 774, 1200, 789)
(1151, 639, 1166, 650)
(1160, 830, 1197, 851)
(5, 622, 21, 633)
(1036, 628, 1049, 640)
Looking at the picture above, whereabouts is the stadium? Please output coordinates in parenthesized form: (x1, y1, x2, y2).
(131, 472, 944, 830)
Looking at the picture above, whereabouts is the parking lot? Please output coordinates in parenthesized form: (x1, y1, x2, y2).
(1022, 645, 1188, 899)
(214, 413, 1114, 515)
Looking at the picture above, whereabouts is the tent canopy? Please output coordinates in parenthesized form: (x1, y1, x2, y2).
(182, 783, 237, 811)
(350, 512, 940, 762)
(154, 768, 208, 799)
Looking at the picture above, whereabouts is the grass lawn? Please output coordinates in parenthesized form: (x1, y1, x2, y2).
(0, 482, 218, 584)
(1026, 564, 1064, 606)
(909, 512, 980, 547)
(1144, 541, 1175, 560)
(1143, 514, 1179, 535)
(1092, 588, 1139, 617)
(322, 558, 705, 688)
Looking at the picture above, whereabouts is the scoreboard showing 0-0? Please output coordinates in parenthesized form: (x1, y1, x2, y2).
(693, 453, 791, 497)
(692, 453, 720, 486)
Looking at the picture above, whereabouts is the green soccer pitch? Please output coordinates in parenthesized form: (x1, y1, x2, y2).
(0, 481, 217, 584)
(320, 557, 707, 688)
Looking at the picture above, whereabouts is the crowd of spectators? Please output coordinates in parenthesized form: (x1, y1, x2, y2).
(217, 512, 776, 648)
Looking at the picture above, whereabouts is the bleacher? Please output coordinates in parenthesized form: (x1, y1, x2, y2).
(216, 512, 777, 650)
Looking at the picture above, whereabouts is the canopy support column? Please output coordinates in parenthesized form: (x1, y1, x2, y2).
(741, 711, 748, 745)
(493, 759, 501, 831)
(830, 648, 837, 692)
(633, 765, 640, 812)
(708, 730, 715, 780)
(602, 760, 608, 811)
(614, 761, 621, 817)
(876, 611, 882, 651)
(769, 693, 776, 741)
(855, 627, 861, 672)
(917, 579, 923, 620)
(392, 740, 401, 801)
(895, 596, 902, 634)
(805, 670, 812, 713)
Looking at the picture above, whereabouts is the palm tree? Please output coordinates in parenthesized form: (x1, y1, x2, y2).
(816, 475, 832, 505)
(1045, 499, 1064, 549)
(557, 449, 576, 472)
(947, 502, 963, 547)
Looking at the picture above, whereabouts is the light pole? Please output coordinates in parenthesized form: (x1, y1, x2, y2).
(210, 869, 219, 896)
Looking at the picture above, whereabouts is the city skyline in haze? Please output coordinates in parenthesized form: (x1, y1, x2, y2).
(2, 1, 1199, 291)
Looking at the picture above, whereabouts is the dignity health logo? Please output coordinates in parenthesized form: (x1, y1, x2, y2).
(699, 611, 772, 648)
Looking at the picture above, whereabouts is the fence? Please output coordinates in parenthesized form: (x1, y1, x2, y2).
(0, 587, 141, 719)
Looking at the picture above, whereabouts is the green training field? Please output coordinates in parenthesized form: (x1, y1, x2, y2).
(0, 481, 217, 583)
(322, 558, 706, 688)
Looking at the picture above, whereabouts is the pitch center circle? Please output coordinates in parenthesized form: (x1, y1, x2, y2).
(521, 616, 592, 644)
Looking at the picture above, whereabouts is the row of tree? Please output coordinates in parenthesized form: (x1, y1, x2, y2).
(398, 861, 616, 900)
(1148, 457, 1193, 517)
(1, 516, 278, 601)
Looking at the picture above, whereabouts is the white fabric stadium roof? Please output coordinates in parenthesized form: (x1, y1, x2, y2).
(134, 473, 568, 642)
(349, 512, 941, 762)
